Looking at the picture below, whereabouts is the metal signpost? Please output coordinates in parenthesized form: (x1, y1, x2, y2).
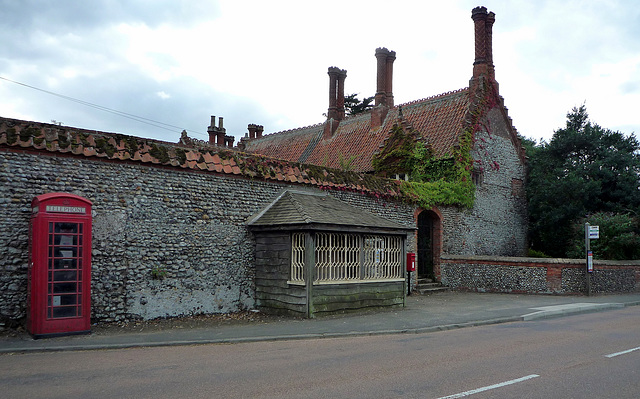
(585, 223, 599, 296)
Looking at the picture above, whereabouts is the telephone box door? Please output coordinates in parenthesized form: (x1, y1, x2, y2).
(28, 193, 92, 337)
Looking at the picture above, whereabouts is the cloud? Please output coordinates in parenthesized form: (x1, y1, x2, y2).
(1, 0, 639, 146)
(1, 0, 221, 31)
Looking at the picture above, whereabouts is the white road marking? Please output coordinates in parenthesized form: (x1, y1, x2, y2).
(436, 374, 540, 399)
(605, 346, 640, 358)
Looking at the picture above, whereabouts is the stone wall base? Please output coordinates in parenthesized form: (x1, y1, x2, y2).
(441, 255, 640, 294)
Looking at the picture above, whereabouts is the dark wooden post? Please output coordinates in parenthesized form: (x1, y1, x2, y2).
(304, 232, 315, 318)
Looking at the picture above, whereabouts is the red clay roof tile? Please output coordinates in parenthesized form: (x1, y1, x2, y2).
(0, 116, 408, 200)
(244, 89, 470, 173)
(202, 152, 215, 163)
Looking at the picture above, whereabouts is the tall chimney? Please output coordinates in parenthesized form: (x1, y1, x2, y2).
(336, 69, 346, 120)
(207, 115, 216, 145)
(327, 67, 339, 120)
(372, 48, 395, 128)
(486, 11, 496, 81)
(385, 50, 396, 107)
(374, 48, 389, 106)
(471, 6, 489, 78)
(325, 67, 346, 139)
(216, 117, 226, 146)
(327, 67, 346, 121)
(256, 125, 264, 138)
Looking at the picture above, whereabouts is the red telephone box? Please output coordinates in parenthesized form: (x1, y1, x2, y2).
(27, 193, 92, 338)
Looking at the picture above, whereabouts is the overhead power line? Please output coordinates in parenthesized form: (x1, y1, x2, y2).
(0, 76, 208, 137)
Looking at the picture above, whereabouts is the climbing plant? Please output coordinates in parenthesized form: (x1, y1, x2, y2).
(371, 124, 417, 177)
(371, 77, 502, 209)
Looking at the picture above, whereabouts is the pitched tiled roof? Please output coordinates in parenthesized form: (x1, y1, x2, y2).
(247, 189, 412, 230)
(243, 88, 470, 173)
(242, 123, 325, 164)
(0, 116, 404, 197)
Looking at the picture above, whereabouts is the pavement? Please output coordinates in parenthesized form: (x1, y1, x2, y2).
(2, 291, 639, 354)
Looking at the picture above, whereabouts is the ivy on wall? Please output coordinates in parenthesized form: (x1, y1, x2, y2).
(371, 76, 501, 209)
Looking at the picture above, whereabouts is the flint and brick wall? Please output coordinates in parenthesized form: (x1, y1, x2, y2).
(0, 149, 416, 323)
(0, 107, 530, 324)
(441, 255, 640, 294)
(441, 107, 528, 258)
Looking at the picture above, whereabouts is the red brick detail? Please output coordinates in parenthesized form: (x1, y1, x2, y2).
(546, 266, 562, 292)
(414, 207, 444, 282)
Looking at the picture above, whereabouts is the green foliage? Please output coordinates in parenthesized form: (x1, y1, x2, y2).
(527, 105, 640, 257)
(337, 153, 357, 171)
(6, 128, 17, 144)
(370, 102, 480, 209)
(344, 93, 374, 116)
(371, 125, 416, 176)
(411, 142, 458, 182)
(399, 179, 475, 209)
(359, 78, 505, 209)
(518, 135, 539, 156)
(370, 126, 475, 208)
(57, 132, 70, 149)
(150, 265, 168, 280)
(21, 127, 40, 141)
(174, 148, 187, 165)
(94, 137, 117, 157)
(566, 213, 640, 260)
(527, 248, 551, 258)
(113, 134, 141, 153)
(150, 143, 170, 164)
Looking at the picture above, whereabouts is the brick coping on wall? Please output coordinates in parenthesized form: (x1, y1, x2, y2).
(442, 254, 640, 267)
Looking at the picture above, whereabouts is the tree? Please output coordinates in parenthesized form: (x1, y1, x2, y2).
(527, 105, 640, 257)
(344, 93, 374, 116)
(566, 213, 640, 260)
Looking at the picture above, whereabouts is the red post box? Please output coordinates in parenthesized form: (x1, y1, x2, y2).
(27, 193, 92, 338)
(406, 252, 416, 272)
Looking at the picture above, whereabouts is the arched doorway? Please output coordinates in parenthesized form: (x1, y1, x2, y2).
(417, 210, 440, 280)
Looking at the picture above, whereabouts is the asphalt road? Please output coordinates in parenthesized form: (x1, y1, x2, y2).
(1, 307, 638, 398)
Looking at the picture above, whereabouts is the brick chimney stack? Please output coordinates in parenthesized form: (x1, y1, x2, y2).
(471, 6, 496, 81)
(207, 116, 217, 145)
(327, 67, 347, 121)
(375, 48, 387, 106)
(336, 71, 346, 120)
(385, 50, 396, 107)
(374, 47, 395, 107)
(372, 47, 396, 128)
(486, 11, 496, 81)
(248, 124, 257, 140)
(246, 124, 264, 140)
(324, 67, 347, 139)
(216, 117, 226, 146)
(207, 116, 228, 146)
(225, 135, 234, 147)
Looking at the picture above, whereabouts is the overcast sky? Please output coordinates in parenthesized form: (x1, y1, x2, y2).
(1, 0, 639, 146)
